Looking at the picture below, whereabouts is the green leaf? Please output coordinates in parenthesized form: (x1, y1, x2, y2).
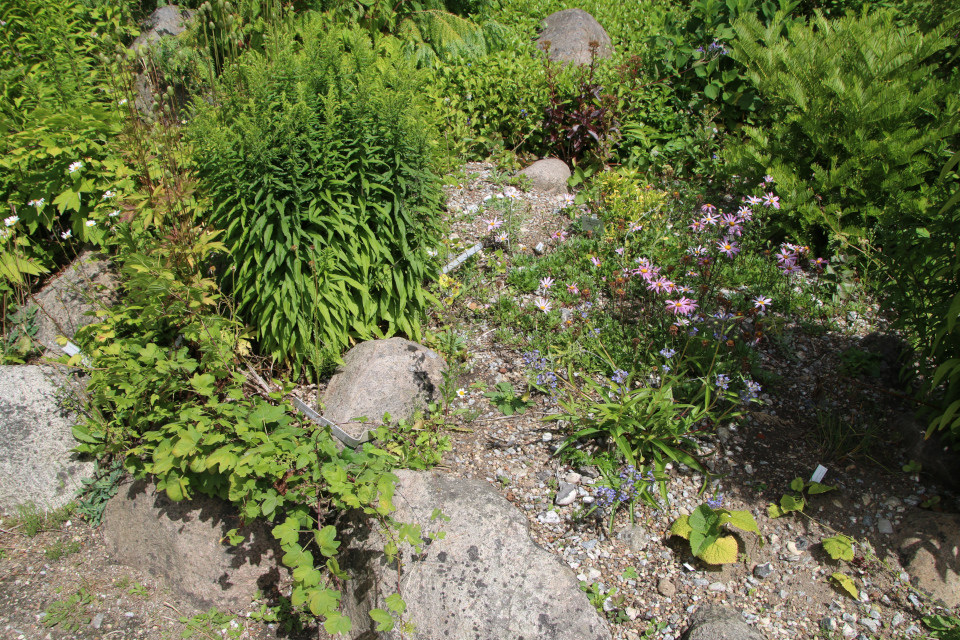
(722, 509, 759, 535)
(789, 478, 805, 492)
(272, 517, 301, 546)
(323, 612, 352, 636)
(780, 494, 804, 513)
(385, 592, 406, 615)
(293, 566, 323, 587)
(282, 544, 314, 569)
(698, 535, 739, 565)
(767, 503, 786, 518)
(315, 525, 341, 557)
(807, 482, 836, 495)
(369, 609, 395, 632)
(670, 515, 692, 539)
(307, 588, 340, 617)
(822, 535, 854, 562)
(830, 572, 859, 599)
(704, 83, 720, 100)
(688, 503, 718, 535)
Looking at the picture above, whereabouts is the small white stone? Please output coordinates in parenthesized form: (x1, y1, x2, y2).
(542, 433, 553, 442)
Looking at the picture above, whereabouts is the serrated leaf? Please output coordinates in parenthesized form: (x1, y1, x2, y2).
(369, 609, 395, 632)
(385, 592, 406, 614)
(698, 535, 739, 565)
(822, 535, 854, 562)
(830, 572, 859, 599)
(670, 515, 692, 539)
(307, 588, 340, 617)
(323, 612, 352, 636)
(293, 566, 323, 587)
(282, 544, 313, 569)
(272, 517, 301, 546)
(315, 525, 341, 557)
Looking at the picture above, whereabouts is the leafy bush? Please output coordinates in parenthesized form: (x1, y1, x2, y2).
(646, 0, 801, 128)
(191, 17, 443, 373)
(721, 9, 960, 242)
(670, 500, 759, 565)
(0, 0, 136, 285)
(73, 249, 402, 633)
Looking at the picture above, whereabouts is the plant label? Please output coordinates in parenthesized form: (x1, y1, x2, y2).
(810, 464, 828, 483)
(441, 242, 482, 274)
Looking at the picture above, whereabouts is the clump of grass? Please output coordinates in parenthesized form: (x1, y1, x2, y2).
(15, 502, 75, 537)
(44, 539, 81, 561)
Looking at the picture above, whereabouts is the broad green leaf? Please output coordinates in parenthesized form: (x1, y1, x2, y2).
(323, 612, 352, 636)
(385, 592, 406, 614)
(780, 494, 804, 513)
(789, 478, 805, 492)
(282, 544, 313, 569)
(293, 566, 323, 587)
(369, 609, 395, 632)
(272, 517, 301, 546)
(830, 572, 859, 599)
(768, 504, 786, 518)
(307, 588, 340, 617)
(807, 482, 836, 495)
(698, 535, 739, 565)
(316, 525, 341, 557)
(722, 509, 759, 535)
(822, 535, 854, 561)
(688, 503, 718, 534)
(670, 515, 692, 539)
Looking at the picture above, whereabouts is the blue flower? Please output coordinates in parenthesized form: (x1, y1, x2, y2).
(715, 374, 731, 390)
(659, 348, 676, 359)
(707, 493, 724, 509)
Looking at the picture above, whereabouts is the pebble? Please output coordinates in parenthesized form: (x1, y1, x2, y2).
(694, 579, 709, 587)
(842, 622, 857, 638)
(878, 518, 893, 534)
(555, 483, 577, 506)
(542, 433, 553, 442)
(588, 568, 602, 581)
(92, 614, 104, 629)
(565, 472, 582, 484)
(861, 618, 879, 634)
(709, 582, 727, 592)
(657, 579, 677, 597)
(821, 617, 838, 632)
(542, 511, 561, 524)
(842, 613, 857, 623)
(625, 607, 639, 621)
(754, 563, 774, 579)
(892, 613, 904, 627)
(786, 541, 803, 556)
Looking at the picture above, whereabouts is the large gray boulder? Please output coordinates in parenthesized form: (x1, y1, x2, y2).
(0, 365, 92, 512)
(31, 250, 117, 357)
(681, 605, 766, 640)
(322, 338, 446, 441)
(337, 470, 612, 640)
(520, 158, 571, 196)
(102, 480, 286, 613)
(536, 9, 613, 66)
(128, 6, 195, 115)
(898, 510, 960, 608)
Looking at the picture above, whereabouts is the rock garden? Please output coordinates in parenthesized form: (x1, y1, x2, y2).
(1, 1, 959, 640)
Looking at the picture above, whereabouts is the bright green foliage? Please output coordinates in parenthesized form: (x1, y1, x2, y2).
(671, 503, 759, 565)
(0, 0, 136, 284)
(180, 608, 243, 639)
(822, 534, 854, 561)
(923, 614, 960, 640)
(73, 250, 402, 630)
(722, 9, 960, 241)
(191, 17, 443, 372)
(829, 571, 859, 599)
(484, 381, 533, 416)
(767, 477, 836, 517)
(42, 589, 93, 631)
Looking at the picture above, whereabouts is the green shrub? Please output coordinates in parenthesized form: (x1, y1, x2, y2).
(0, 0, 136, 285)
(191, 17, 443, 373)
(721, 9, 959, 243)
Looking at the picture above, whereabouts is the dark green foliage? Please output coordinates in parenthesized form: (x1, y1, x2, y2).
(647, 0, 801, 127)
(722, 9, 960, 242)
(191, 17, 443, 372)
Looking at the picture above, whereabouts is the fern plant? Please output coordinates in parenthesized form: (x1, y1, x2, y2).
(191, 16, 443, 375)
(722, 9, 960, 243)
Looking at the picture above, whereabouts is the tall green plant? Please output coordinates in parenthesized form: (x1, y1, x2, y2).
(191, 16, 443, 374)
(722, 9, 960, 243)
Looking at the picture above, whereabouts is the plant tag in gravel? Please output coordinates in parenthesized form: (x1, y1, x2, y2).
(810, 464, 828, 483)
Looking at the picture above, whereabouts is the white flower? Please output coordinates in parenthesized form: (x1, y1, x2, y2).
(102, 190, 115, 199)
(426, 249, 438, 257)
(118, 99, 127, 106)
(109, 210, 119, 217)
(4, 215, 19, 227)
(69, 161, 83, 173)
(534, 297, 552, 313)
(456, 388, 467, 398)
(61, 230, 72, 239)
(85, 220, 97, 227)
(28, 198, 45, 208)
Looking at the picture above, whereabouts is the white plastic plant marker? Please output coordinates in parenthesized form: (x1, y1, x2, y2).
(810, 464, 828, 483)
(441, 242, 482, 275)
(62, 342, 82, 357)
(289, 396, 370, 449)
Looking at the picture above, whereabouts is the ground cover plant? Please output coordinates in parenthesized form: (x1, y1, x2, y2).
(1, 0, 959, 635)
